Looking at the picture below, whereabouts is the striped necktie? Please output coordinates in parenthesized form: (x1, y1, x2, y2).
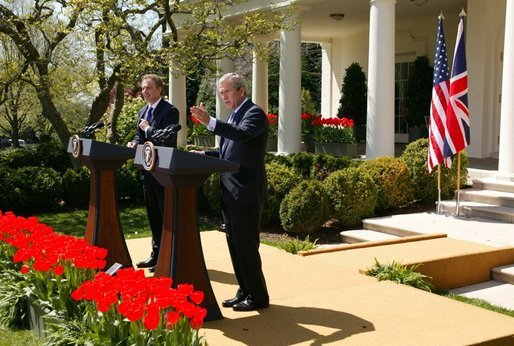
(146, 107, 154, 123)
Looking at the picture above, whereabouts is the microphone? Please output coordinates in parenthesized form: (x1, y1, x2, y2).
(151, 124, 182, 144)
(82, 122, 105, 138)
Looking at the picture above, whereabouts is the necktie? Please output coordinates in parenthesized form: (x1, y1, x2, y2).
(227, 111, 236, 124)
(146, 107, 154, 123)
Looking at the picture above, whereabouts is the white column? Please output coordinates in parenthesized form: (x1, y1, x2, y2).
(498, 0, 514, 179)
(169, 71, 187, 147)
(366, 0, 396, 159)
(321, 42, 333, 117)
(278, 23, 302, 154)
(252, 48, 269, 114)
(216, 58, 235, 147)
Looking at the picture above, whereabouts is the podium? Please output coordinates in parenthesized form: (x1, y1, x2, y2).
(67, 136, 134, 269)
(134, 145, 238, 321)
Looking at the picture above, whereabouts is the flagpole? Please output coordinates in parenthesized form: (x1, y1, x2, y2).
(437, 165, 441, 214)
(456, 152, 461, 217)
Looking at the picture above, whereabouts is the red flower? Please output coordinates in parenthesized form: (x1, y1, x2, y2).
(53, 265, 64, 276)
(20, 265, 29, 274)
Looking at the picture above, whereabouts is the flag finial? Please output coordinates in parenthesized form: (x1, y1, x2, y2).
(459, 9, 467, 17)
(438, 12, 445, 20)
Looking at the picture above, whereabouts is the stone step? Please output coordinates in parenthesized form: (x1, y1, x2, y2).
(459, 188, 514, 208)
(450, 280, 514, 311)
(439, 200, 514, 223)
(340, 229, 399, 244)
(362, 219, 423, 237)
(492, 264, 514, 285)
(472, 178, 514, 194)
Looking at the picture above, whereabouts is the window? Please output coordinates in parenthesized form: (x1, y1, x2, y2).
(395, 61, 414, 134)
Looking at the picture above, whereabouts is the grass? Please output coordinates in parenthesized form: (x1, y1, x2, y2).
(443, 292, 514, 318)
(35, 204, 220, 238)
(0, 327, 42, 346)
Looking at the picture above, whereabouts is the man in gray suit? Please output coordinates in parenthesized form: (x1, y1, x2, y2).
(190, 72, 269, 311)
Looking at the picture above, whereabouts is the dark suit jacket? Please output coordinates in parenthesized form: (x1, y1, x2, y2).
(207, 100, 269, 207)
(132, 98, 179, 148)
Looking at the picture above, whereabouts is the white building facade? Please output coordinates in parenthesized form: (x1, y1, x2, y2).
(170, 0, 514, 180)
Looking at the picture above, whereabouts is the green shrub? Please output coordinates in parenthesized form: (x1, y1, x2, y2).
(262, 162, 302, 227)
(358, 157, 415, 212)
(310, 154, 356, 181)
(117, 159, 143, 202)
(11, 167, 63, 212)
(0, 147, 37, 170)
(400, 138, 468, 203)
(324, 167, 377, 227)
(289, 152, 315, 179)
(264, 152, 291, 166)
(200, 172, 221, 216)
(34, 140, 72, 174)
(365, 258, 433, 292)
(63, 167, 91, 208)
(280, 235, 318, 254)
(0, 166, 16, 212)
(279, 180, 330, 234)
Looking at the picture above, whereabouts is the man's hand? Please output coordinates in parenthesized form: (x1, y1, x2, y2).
(190, 102, 209, 125)
(127, 142, 136, 149)
(139, 119, 150, 131)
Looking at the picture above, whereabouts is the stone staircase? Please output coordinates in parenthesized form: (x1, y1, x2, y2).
(439, 178, 514, 223)
(339, 176, 514, 310)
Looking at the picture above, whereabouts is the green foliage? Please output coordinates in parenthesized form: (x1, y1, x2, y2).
(117, 159, 143, 202)
(400, 138, 468, 203)
(280, 235, 318, 254)
(115, 96, 146, 145)
(10, 167, 63, 212)
(200, 172, 221, 216)
(280, 180, 330, 234)
(365, 258, 433, 292)
(358, 157, 415, 212)
(324, 168, 377, 227)
(301, 88, 317, 115)
(262, 162, 302, 227)
(337, 62, 367, 126)
(310, 154, 357, 181)
(63, 167, 90, 208)
(0, 263, 29, 329)
(405, 56, 433, 127)
(0, 166, 17, 211)
(443, 292, 514, 318)
(289, 152, 315, 179)
(195, 78, 217, 118)
(0, 147, 37, 169)
(34, 141, 71, 174)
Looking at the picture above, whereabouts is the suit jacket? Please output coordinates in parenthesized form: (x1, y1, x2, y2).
(207, 100, 269, 207)
(132, 99, 180, 148)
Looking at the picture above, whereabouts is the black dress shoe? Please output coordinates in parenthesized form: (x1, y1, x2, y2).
(232, 298, 269, 312)
(148, 266, 156, 273)
(222, 294, 247, 308)
(136, 257, 157, 268)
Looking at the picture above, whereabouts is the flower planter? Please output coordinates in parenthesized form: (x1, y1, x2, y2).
(27, 298, 56, 338)
(267, 137, 277, 152)
(192, 135, 215, 147)
(314, 142, 358, 157)
(301, 134, 315, 152)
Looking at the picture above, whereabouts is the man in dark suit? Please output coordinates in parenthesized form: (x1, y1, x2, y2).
(190, 72, 269, 312)
(127, 74, 179, 272)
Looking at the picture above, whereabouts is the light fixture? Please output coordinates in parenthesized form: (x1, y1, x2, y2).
(329, 13, 345, 21)
(411, 0, 428, 6)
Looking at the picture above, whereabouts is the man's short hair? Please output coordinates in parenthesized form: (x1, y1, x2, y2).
(219, 73, 246, 94)
(141, 74, 164, 94)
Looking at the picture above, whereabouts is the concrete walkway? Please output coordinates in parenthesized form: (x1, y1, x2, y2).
(126, 231, 514, 345)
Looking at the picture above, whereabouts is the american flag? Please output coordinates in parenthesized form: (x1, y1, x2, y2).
(444, 13, 470, 157)
(428, 16, 451, 174)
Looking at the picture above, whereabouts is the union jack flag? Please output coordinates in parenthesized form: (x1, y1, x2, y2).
(427, 16, 451, 174)
(444, 13, 470, 157)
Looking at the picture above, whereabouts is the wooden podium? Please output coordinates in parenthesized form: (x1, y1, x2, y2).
(134, 145, 238, 321)
(67, 136, 135, 269)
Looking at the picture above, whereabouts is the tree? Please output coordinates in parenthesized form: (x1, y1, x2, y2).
(405, 56, 433, 128)
(337, 62, 367, 127)
(0, 1, 294, 146)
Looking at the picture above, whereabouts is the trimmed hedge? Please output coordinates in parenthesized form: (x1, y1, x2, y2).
(279, 179, 330, 234)
(324, 167, 378, 228)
